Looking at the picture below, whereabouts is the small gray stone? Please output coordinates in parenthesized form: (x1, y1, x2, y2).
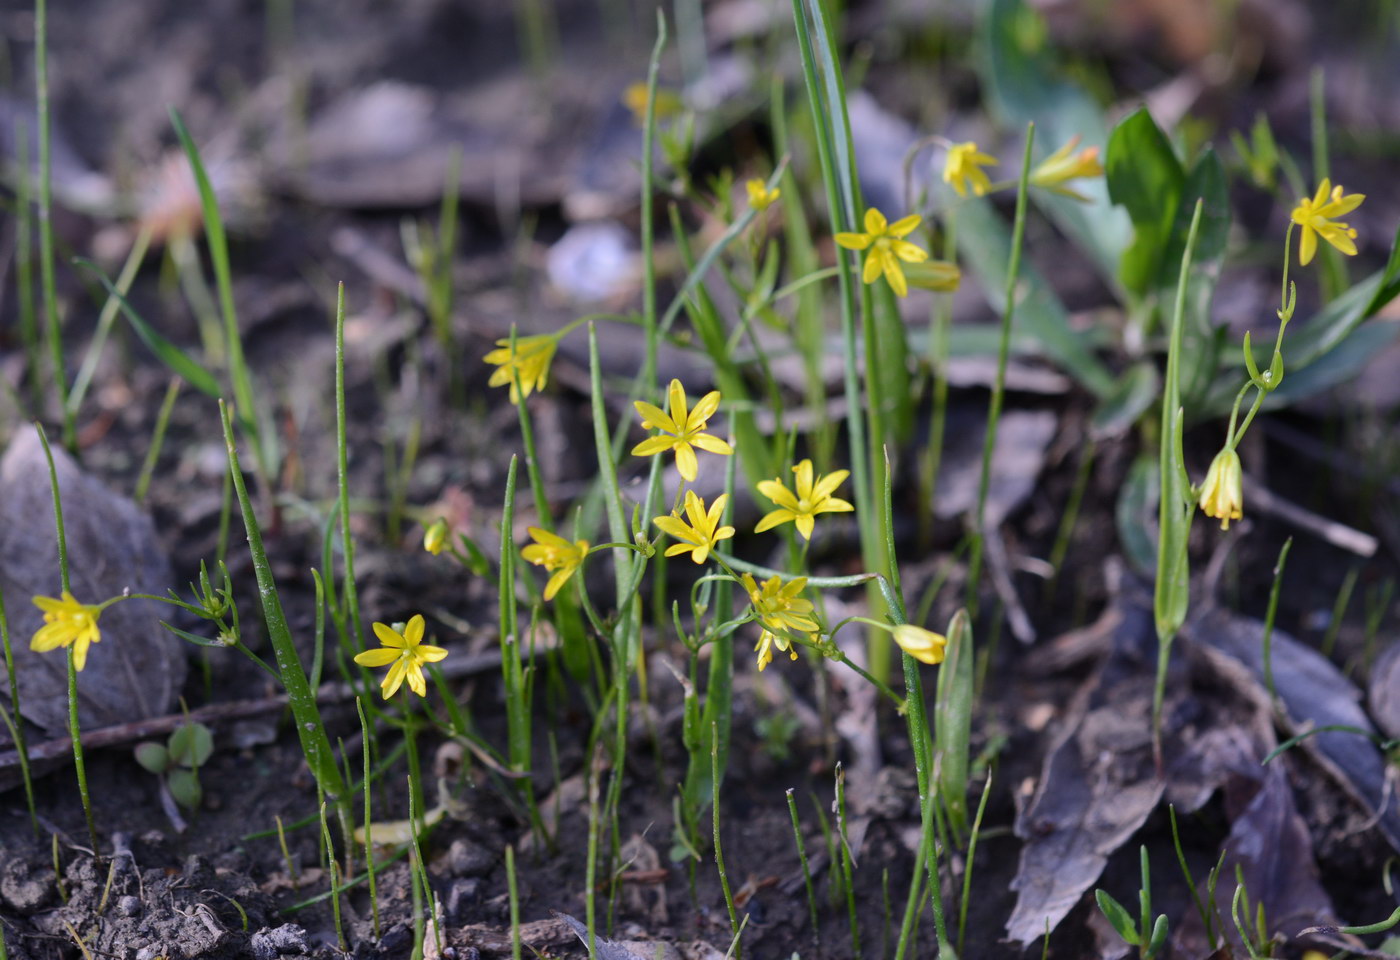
(136, 947, 162, 960)
(447, 838, 496, 878)
(445, 877, 482, 922)
(0, 856, 53, 911)
(117, 895, 143, 916)
(250, 923, 310, 960)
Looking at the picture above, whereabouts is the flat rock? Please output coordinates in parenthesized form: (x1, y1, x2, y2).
(0, 427, 185, 739)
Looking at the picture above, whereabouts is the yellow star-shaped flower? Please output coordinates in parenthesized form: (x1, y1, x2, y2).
(631, 379, 733, 482)
(1291, 178, 1364, 266)
(652, 491, 735, 565)
(484, 335, 557, 405)
(743, 574, 819, 637)
(834, 208, 929, 298)
(31, 591, 103, 671)
(755, 459, 854, 541)
(353, 614, 448, 699)
(943, 141, 998, 198)
(521, 527, 589, 601)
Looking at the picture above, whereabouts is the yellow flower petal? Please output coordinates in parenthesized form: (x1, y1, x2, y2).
(355, 648, 400, 667)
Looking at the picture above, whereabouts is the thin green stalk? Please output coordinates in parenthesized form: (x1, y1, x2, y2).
(1261, 538, 1292, 703)
(356, 697, 380, 938)
(785, 788, 820, 945)
(834, 763, 860, 958)
(1321, 565, 1358, 659)
(966, 123, 1035, 615)
(275, 815, 298, 887)
(1151, 199, 1205, 754)
(172, 110, 271, 483)
(791, 0, 872, 548)
(319, 802, 346, 951)
(35, 425, 97, 855)
(68, 226, 153, 417)
(220, 400, 345, 798)
(920, 211, 955, 547)
(334, 283, 365, 651)
(15, 117, 41, 409)
(507, 845, 522, 960)
(640, 14, 666, 390)
(35, 0, 74, 451)
(712, 722, 740, 956)
(1044, 440, 1095, 604)
(135, 378, 182, 504)
(0, 585, 38, 835)
(955, 772, 993, 955)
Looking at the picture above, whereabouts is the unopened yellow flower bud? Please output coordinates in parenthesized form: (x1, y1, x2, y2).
(423, 519, 449, 556)
(891, 625, 947, 666)
(1198, 449, 1243, 530)
(746, 178, 780, 211)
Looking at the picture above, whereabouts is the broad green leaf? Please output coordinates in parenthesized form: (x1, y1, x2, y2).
(1116, 455, 1159, 576)
(1095, 890, 1141, 945)
(978, 0, 1130, 291)
(935, 610, 974, 837)
(956, 198, 1115, 397)
(169, 722, 214, 768)
(1091, 362, 1158, 439)
(1106, 108, 1184, 297)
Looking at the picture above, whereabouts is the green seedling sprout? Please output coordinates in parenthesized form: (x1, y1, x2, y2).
(134, 721, 214, 812)
(1094, 846, 1169, 958)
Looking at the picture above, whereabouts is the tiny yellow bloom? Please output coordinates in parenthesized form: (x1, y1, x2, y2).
(1198, 449, 1243, 531)
(943, 141, 998, 198)
(31, 591, 103, 671)
(623, 82, 683, 125)
(746, 178, 780, 211)
(743, 574, 819, 637)
(353, 615, 448, 699)
(653, 491, 735, 565)
(1291, 178, 1364, 266)
(423, 519, 449, 556)
(755, 459, 854, 541)
(1029, 136, 1104, 201)
(834, 208, 929, 298)
(521, 527, 589, 601)
(484, 335, 557, 405)
(892, 625, 947, 666)
(754, 630, 797, 672)
(631, 379, 733, 482)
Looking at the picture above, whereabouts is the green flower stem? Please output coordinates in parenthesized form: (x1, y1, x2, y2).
(334, 284, 366, 653)
(356, 697, 381, 938)
(966, 123, 1035, 617)
(0, 586, 37, 835)
(220, 400, 346, 799)
(68, 226, 153, 419)
(35, 425, 98, 857)
(714, 552, 902, 612)
(640, 13, 665, 391)
(135, 377, 182, 504)
(35, 0, 74, 451)
(1151, 199, 1206, 756)
(786, 788, 820, 946)
(712, 721, 741, 956)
